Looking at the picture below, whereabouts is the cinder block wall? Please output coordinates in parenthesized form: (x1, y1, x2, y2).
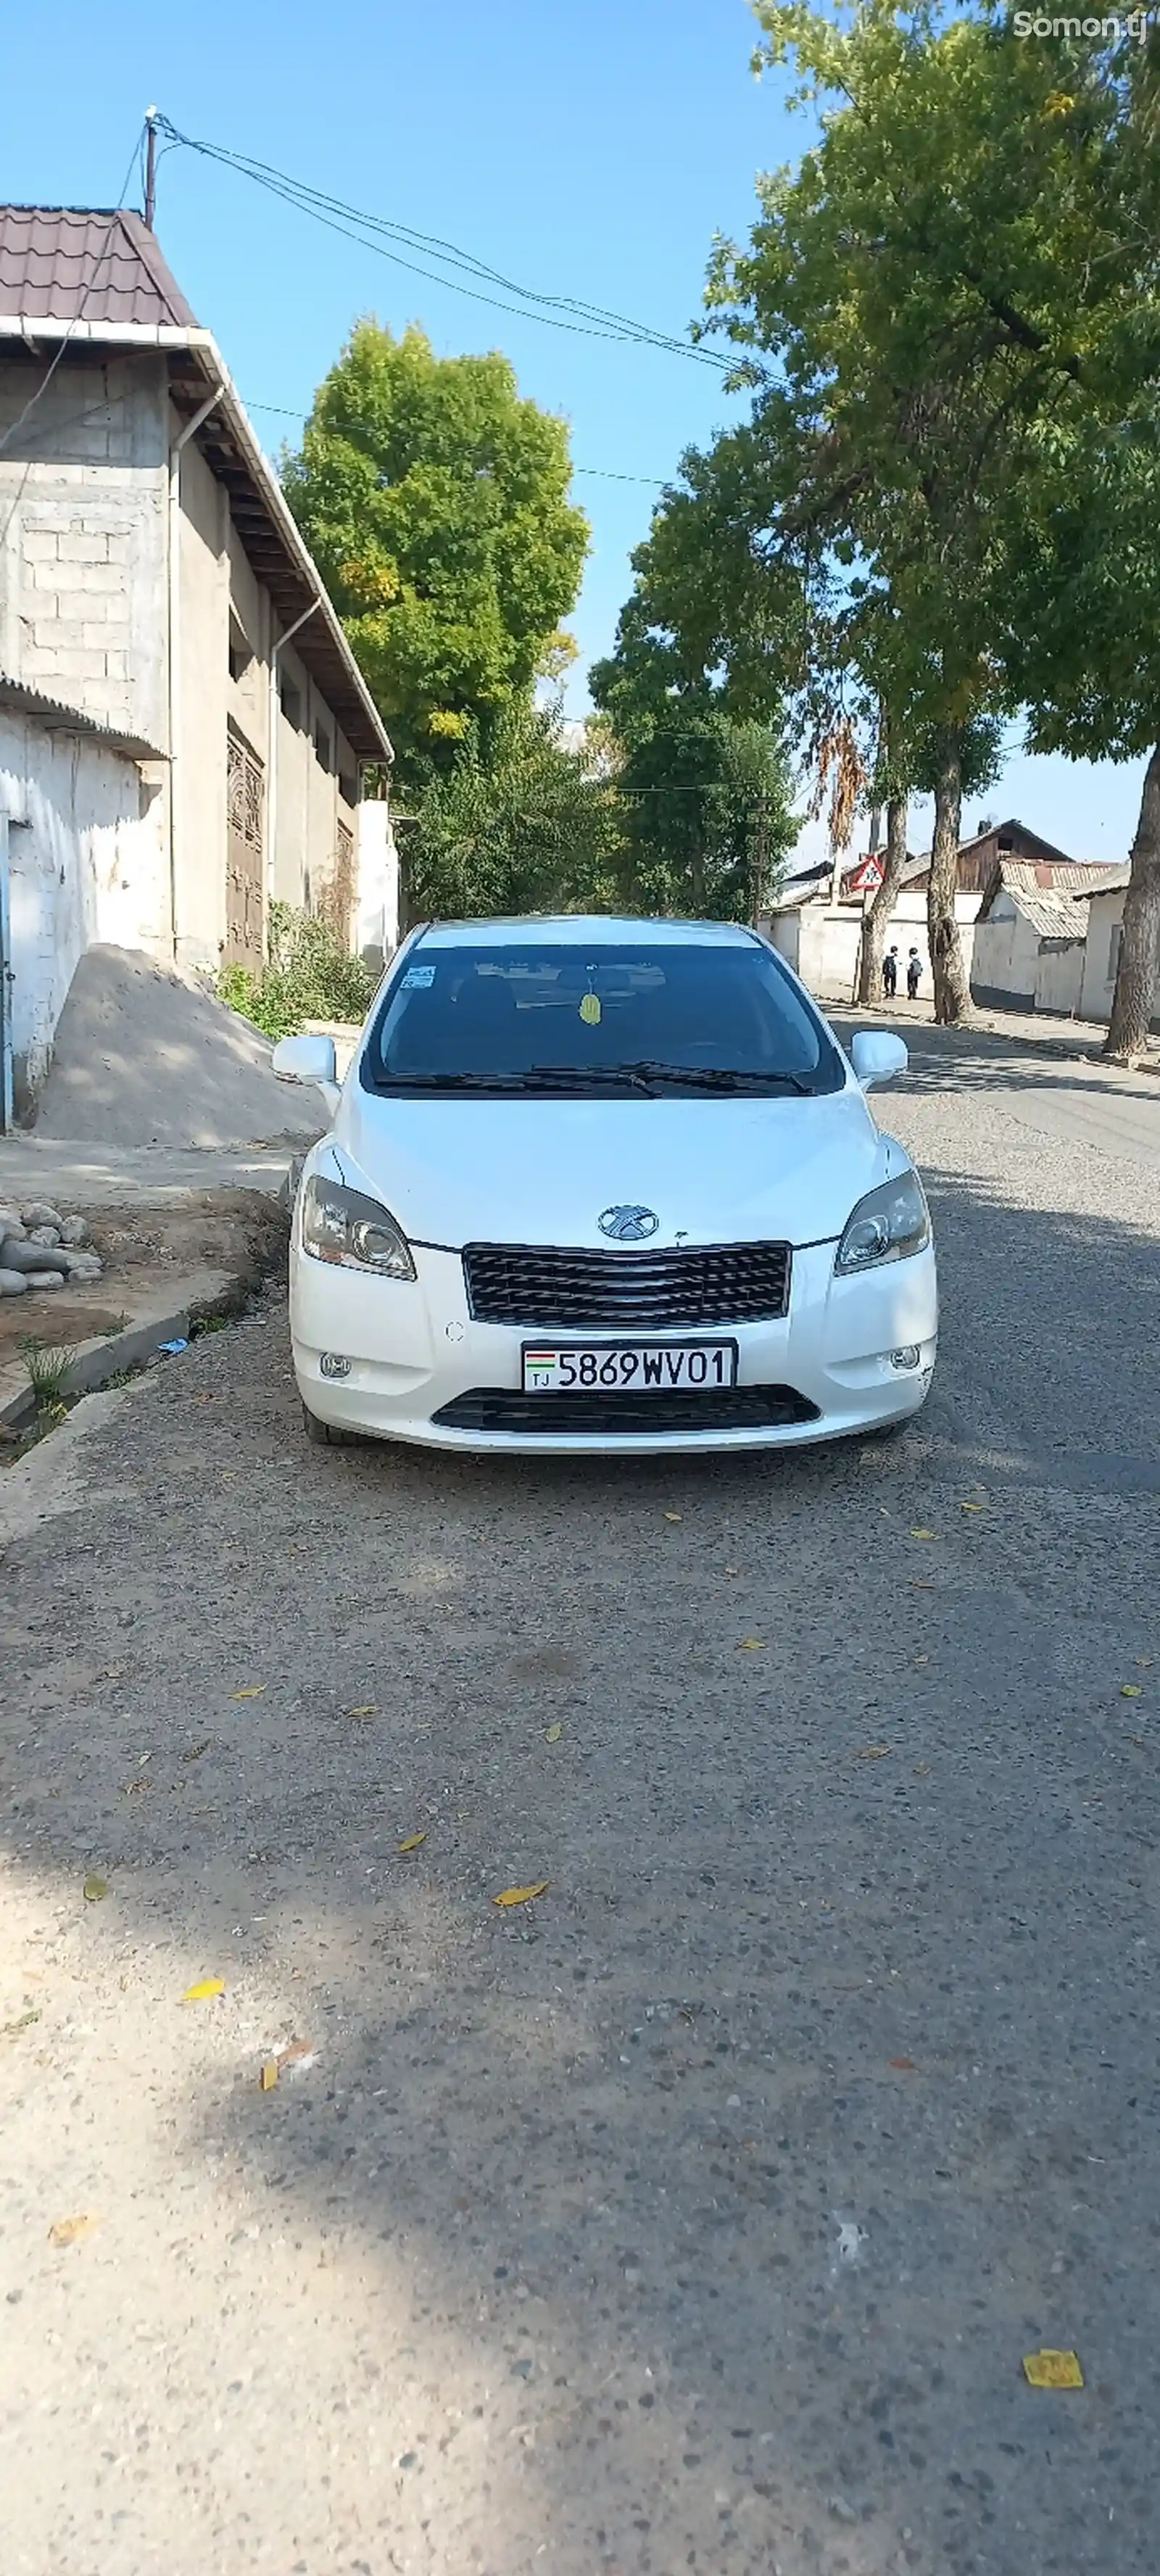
(0, 353, 169, 749)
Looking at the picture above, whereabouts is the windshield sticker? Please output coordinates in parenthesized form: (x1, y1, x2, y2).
(401, 964, 436, 990)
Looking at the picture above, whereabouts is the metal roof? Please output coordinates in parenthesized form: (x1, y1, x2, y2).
(0, 671, 165, 762)
(1078, 863, 1132, 899)
(0, 206, 199, 329)
(0, 209, 392, 766)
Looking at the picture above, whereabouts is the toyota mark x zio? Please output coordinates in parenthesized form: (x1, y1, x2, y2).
(273, 915, 937, 1454)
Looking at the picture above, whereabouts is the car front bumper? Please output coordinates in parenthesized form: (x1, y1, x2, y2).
(287, 1235, 938, 1455)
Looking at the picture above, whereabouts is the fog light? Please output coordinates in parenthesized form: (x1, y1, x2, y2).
(320, 1351, 351, 1380)
(890, 1344, 921, 1372)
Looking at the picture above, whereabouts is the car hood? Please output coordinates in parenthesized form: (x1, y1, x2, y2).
(326, 1082, 906, 1249)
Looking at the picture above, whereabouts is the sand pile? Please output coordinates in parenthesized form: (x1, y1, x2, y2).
(32, 948, 328, 1150)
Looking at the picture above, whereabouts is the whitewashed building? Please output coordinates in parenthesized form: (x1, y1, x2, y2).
(0, 205, 396, 1118)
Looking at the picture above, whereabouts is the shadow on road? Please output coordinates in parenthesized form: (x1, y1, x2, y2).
(2, 1167, 1159, 2575)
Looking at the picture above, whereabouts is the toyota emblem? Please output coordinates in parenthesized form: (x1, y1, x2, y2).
(598, 1205, 660, 1243)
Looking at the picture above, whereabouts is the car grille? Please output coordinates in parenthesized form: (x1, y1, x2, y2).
(431, 1385, 819, 1436)
(462, 1241, 792, 1329)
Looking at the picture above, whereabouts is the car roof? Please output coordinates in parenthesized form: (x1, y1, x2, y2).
(413, 915, 764, 951)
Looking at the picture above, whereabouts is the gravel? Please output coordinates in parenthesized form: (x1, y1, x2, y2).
(1, 1024, 1158, 2576)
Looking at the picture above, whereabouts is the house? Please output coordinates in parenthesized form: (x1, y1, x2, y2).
(0, 204, 397, 1115)
(1076, 864, 1160, 1032)
(971, 856, 1119, 1015)
(764, 844, 972, 1001)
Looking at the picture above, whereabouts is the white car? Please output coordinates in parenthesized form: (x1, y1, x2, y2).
(273, 915, 937, 1456)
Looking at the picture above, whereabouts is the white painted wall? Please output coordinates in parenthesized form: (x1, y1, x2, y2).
(971, 893, 1045, 1008)
(1079, 884, 1160, 1028)
(768, 889, 977, 1002)
(355, 799, 399, 969)
(0, 706, 165, 1109)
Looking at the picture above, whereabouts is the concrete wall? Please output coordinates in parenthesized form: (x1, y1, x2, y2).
(355, 798, 399, 971)
(0, 705, 165, 1107)
(0, 353, 168, 747)
(768, 890, 977, 1003)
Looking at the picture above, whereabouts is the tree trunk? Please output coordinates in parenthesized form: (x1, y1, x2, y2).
(690, 834, 705, 915)
(927, 742, 973, 1025)
(1104, 742, 1160, 1061)
(856, 795, 908, 1006)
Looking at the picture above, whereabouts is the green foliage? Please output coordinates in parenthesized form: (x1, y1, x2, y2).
(217, 903, 375, 1042)
(282, 323, 589, 788)
(18, 1340, 74, 1408)
(602, 701, 793, 922)
(405, 697, 618, 920)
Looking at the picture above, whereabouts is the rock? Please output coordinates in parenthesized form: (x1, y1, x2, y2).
(20, 1202, 63, 1229)
(28, 1225, 62, 1247)
(0, 1238, 70, 1276)
(58, 1215, 90, 1248)
(0, 1267, 30, 1296)
(828, 2496, 859, 2525)
(59, 1251, 103, 1279)
(0, 1212, 27, 1240)
(25, 1270, 64, 1290)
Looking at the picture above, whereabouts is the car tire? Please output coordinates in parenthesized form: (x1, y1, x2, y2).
(861, 1415, 908, 1443)
(302, 1400, 362, 1448)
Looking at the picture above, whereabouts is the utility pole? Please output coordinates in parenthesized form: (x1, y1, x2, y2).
(144, 108, 159, 231)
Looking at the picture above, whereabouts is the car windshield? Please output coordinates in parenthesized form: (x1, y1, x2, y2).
(364, 940, 845, 1096)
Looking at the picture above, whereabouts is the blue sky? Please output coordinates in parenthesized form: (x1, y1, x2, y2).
(5, 0, 1146, 864)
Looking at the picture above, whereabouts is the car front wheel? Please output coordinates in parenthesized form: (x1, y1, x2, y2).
(302, 1401, 363, 1448)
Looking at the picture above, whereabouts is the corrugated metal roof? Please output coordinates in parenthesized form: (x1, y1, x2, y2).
(1081, 863, 1132, 898)
(0, 671, 165, 761)
(0, 207, 199, 329)
(1019, 888, 1089, 940)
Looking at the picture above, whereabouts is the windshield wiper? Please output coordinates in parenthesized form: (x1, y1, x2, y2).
(617, 1061, 816, 1096)
(377, 1069, 534, 1091)
(525, 1063, 659, 1094)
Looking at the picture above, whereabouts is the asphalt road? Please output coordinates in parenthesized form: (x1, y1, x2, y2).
(1, 1023, 1158, 2576)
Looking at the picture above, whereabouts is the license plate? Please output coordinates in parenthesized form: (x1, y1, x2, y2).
(521, 1340, 738, 1394)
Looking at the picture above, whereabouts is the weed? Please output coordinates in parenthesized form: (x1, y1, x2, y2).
(18, 1340, 74, 1407)
(189, 1312, 228, 1340)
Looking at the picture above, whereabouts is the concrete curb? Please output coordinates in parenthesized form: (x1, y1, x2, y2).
(0, 1263, 254, 1434)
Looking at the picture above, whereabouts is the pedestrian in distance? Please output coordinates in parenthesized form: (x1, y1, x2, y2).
(882, 945, 898, 999)
(906, 947, 923, 1001)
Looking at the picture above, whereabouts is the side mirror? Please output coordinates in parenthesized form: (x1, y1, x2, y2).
(273, 1031, 340, 1112)
(851, 1030, 908, 1091)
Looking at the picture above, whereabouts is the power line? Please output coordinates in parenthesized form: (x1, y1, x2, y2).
(240, 395, 668, 485)
(154, 115, 734, 373)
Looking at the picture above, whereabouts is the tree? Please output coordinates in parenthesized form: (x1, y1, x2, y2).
(283, 323, 589, 788)
(403, 697, 617, 923)
(698, 1, 1160, 1019)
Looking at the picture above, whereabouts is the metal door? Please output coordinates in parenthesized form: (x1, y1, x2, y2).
(225, 730, 265, 969)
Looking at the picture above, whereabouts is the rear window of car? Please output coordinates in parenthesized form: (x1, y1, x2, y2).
(361, 940, 845, 1096)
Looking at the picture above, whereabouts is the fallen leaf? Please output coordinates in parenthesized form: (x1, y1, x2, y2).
(49, 2213, 99, 2248)
(1, 2008, 41, 2037)
(231, 1686, 267, 1701)
(544, 1723, 563, 1744)
(398, 1832, 427, 1854)
(960, 1501, 987, 1514)
(1023, 2349, 1083, 2390)
(83, 1874, 109, 1902)
(856, 1744, 892, 1761)
(737, 1638, 766, 1652)
(889, 2057, 916, 2071)
(181, 1977, 225, 2003)
(278, 2038, 314, 2073)
(183, 1739, 211, 1763)
(344, 1705, 376, 1720)
(910, 1528, 937, 1541)
(494, 1881, 550, 1907)
(909, 1578, 935, 1589)
(1122, 1684, 1143, 1697)
(124, 1777, 152, 1797)
(664, 1511, 683, 1523)
(260, 2059, 279, 2092)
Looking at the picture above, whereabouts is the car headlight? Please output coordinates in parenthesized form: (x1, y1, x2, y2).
(834, 1169, 929, 1274)
(301, 1175, 416, 1279)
